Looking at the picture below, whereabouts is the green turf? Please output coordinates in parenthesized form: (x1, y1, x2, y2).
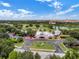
(15, 42, 23, 47)
(32, 41, 54, 50)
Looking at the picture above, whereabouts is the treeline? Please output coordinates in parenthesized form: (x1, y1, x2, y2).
(56, 22, 79, 27)
(61, 30, 79, 39)
(8, 51, 41, 59)
(5, 49, 79, 59)
(0, 20, 49, 24)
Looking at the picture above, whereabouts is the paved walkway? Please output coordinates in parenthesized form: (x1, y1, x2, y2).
(32, 51, 65, 59)
(14, 46, 65, 59)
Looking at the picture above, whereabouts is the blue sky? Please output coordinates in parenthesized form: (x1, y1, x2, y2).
(0, 0, 79, 20)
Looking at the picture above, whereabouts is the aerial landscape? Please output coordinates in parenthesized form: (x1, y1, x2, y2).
(0, 0, 79, 59)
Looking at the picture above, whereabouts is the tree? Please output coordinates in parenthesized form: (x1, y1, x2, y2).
(8, 51, 34, 59)
(35, 53, 41, 59)
(29, 24, 33, 27)
(17, 52, 23, 59)
(0, 34, 9, 39)
(63, 49, 79, 59)
(0, 57, 3, 59)
(65, 37, 76, 43)
(0, 39, 14, 59)
(48, 25, 53, 29)
(8, 51, 17, 59)
(27, 28, 36, 36)
(50, 54, 61, 59)
(17, 38, 23, 43)
(20, 51, 34, 59)
(35, 24, 40, 28)
(22, 51, 34, 59)
(69, 31, 79, 39)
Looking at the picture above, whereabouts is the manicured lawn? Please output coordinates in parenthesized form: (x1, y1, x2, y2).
(15, 42, 23, 47)
(31, 41, 55, 50)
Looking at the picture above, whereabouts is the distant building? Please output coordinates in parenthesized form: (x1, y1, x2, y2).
(49, 20, 79, 24)
(35, 27, 61, 40)
(8, 33, 20, 40)
(35, 30, 54, 39)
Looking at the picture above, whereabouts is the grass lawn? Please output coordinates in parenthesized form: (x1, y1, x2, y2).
(31, 41, 55, 50)
(15, 42, 23, 47)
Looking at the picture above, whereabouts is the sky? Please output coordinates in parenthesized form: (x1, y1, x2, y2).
(0, 0, 79, 20)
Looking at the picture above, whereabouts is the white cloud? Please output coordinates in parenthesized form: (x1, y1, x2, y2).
(37, 14, 53, 20)
(64, 14, 79, 20)
(36, 0, 63, 11)
(36, 0, 52, 2)
(0, 9, 78, 20)
(49, 1, 63, 10)
(56, 8, 74, 15)
(71, 4, 79, 8)
(0, 9, 14, 17)
(18, 9, 32, 14)
(56, 4, 79, 15)
(0, 2, 11, 7)
(0, 9, 35, 20)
